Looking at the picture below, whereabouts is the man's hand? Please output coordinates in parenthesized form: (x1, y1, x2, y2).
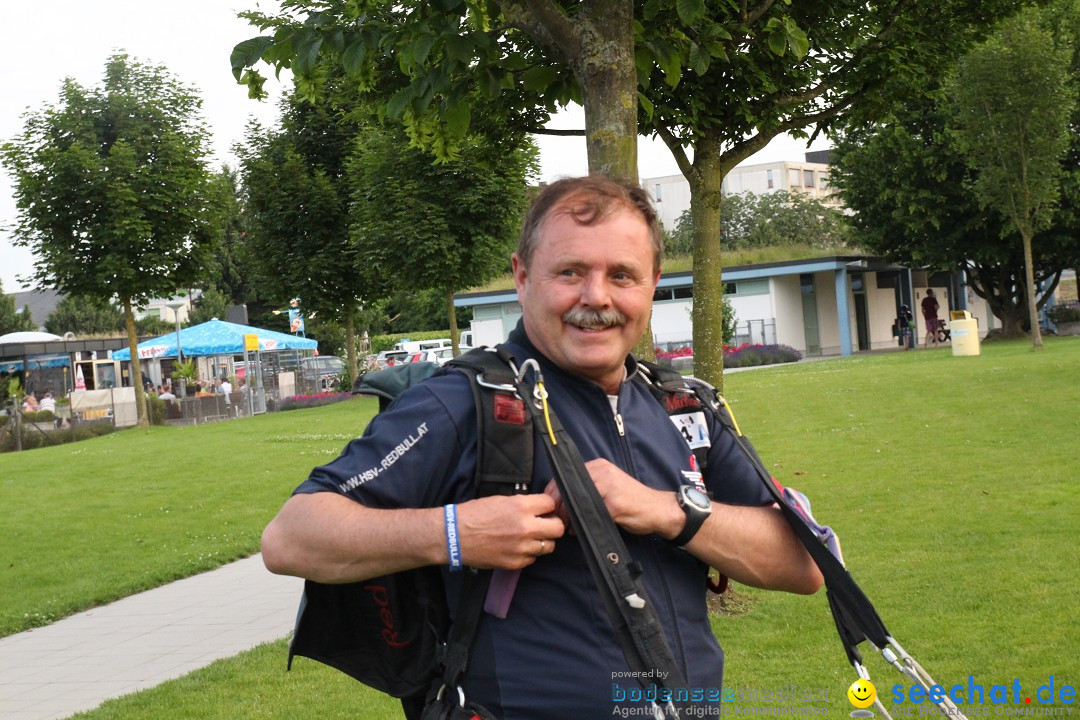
(456, 494, 566, 570)
(539, 460, 823, 595)
(543, 459, 683, 539)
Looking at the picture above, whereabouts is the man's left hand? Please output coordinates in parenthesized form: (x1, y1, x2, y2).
(544, 458, 683, 539)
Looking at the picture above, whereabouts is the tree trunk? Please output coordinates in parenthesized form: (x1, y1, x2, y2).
(1021, 230, 1043, 348)
(576, 0, 654, 360)
(577, 0, 637, 183)
(447, 287, 460, 356)
(688, 144, 731, 392)
(344, 305, 358, 382)
(13, 400, 22, 451)
(123, 297, 149, 428)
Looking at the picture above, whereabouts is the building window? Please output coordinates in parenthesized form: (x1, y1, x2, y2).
(654, 286, 693, 302)
(788, 169, 801, 187)
(766, 169, 774, 189)
(729, 278, 769, 296)
(654, 184, 663, 202)
(804, 169, 815, 188)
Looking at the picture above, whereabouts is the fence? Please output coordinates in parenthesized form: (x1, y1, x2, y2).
(1, 399, 122, 452)
(733, 319, 777, 347)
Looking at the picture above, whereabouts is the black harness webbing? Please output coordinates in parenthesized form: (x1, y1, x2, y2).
(507, 352, 688, 719)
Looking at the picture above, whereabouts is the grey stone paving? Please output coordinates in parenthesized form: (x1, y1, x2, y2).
(0, 554, 302, 720)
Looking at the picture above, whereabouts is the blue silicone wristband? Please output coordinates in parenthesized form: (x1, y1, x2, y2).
(444, 504, 463, 571)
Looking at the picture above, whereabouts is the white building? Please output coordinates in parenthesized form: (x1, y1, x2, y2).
(646, 153, 837, 232)
(456, 256, 994, 358)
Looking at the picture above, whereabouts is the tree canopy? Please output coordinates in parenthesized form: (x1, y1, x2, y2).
(635, 0, 1017, 384)
(1, 54, 217, 425)
(830, 91, 1080, 337)
(237, 85, 379, 378)
(230, 0, 1016, 382)
(45, 295, 125, 336)
(348, 126, 537, 352)
(0, 281, 37, 336)
(667, 192, 851, 257)
(831, 0, 1080, 339)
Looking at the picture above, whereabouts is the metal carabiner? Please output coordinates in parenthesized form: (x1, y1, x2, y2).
(435, 683, 467, 708)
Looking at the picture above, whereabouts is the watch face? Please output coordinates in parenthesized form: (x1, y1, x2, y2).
(682, 485, 711, 511)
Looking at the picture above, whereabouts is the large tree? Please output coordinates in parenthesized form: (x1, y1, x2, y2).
(948, 7, 1075, 349)
(829, 92, 1080, 336)
(2, 54, 216, 426)
(237, 85, 385, 378)
(348, 126, 537, 353)
(45, 296, 125, 336)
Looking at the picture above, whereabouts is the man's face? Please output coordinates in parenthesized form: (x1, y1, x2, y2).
(513, 204, 660, 394)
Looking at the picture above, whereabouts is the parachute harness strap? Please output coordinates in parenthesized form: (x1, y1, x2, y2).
(514, 358, 557, 445)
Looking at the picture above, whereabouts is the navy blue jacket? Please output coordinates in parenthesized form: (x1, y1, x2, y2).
(296, 326, 772, 718)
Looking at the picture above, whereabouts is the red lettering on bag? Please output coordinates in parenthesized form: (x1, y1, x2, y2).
(364, 584, 412, 649)
(665, 394, 700, 413)
(493, 393, 526, 425)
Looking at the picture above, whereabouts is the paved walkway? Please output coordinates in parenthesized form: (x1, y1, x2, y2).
(0, 554, 303, 720)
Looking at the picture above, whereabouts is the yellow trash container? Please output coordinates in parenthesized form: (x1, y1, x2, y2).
(950, 310, 981, 356)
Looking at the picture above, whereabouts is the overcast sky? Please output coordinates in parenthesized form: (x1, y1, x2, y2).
(1, 0, 828, 294)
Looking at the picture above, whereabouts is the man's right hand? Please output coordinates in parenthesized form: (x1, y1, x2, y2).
(455, 493, 565, 569)
(262, 491, 565, 584)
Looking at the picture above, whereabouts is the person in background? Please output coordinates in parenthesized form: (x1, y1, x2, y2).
(897, 305, 915, 350)
(38, 391, 56, 414)
(921, 289, 941, 347)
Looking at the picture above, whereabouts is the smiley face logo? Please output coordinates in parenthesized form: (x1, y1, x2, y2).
(847, 679, 877, 709)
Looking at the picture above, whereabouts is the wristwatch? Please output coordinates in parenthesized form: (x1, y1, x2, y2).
(672, 485, 712, 546)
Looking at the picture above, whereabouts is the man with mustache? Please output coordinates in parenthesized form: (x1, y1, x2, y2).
(261, 175, 822, 719)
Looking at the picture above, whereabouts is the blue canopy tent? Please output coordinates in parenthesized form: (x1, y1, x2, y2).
(112, 319, 317, 360)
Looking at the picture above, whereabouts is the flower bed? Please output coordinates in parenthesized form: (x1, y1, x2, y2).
(654, 343, 802, 370)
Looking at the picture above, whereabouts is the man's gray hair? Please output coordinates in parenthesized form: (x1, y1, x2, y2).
(517, 175, 663, 271)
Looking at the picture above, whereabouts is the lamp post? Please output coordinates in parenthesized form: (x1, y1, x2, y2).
(165, 300, 186, 365)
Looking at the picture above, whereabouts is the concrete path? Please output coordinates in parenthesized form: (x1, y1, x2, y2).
(0, 554, 303, 720)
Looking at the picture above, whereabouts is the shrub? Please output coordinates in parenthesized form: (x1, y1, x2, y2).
(370, 330, 462, 354)
(724, 343, 803, 368)
(0, 418, 119, 453)
(22, 410, 57, 423)
(274, 392, 353, 412)
(146, 393, 168, 426)
(1048, 302, 1080, 324)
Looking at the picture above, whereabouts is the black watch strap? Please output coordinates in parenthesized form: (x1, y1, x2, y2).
(672, 488, 711, 546)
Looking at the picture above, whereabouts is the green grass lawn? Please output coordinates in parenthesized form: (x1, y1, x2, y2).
(10, 338, 1080, 719)
(0, 396, 379, 635)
